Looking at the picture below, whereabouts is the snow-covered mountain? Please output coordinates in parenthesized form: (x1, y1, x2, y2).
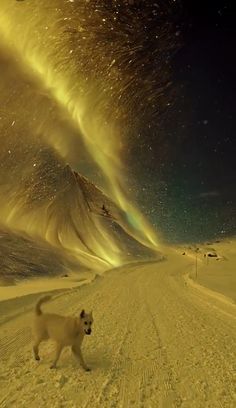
(0, 144, 160, 278)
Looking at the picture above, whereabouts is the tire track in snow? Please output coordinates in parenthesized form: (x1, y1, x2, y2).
(83, 269, 151, 408)
(89, 267, 177, 408)
(83, 287, 136, 408)
(141, 270, 183, 408)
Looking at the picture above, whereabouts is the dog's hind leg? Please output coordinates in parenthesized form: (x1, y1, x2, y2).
(72, 344, 90, 371)
(50, 343, 63, 369)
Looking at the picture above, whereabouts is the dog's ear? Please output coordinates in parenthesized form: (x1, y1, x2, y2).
(80, 309, 85, 318)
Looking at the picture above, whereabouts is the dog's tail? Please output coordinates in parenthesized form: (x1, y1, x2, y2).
(35, 295, 51, 316)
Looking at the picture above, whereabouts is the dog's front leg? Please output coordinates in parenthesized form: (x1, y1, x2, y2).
(50, 343, 63, 369)
(72, 344, 90, 371)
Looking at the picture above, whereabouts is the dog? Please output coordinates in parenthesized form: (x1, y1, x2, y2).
(32, 295, 93, 371)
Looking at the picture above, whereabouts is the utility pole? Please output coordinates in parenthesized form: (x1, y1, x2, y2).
(195, 247, 199, 280)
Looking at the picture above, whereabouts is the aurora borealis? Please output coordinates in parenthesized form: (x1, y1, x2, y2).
(0, 0, 235, 275)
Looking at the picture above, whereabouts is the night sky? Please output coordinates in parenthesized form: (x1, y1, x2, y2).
(126, 0, 236, 243)
(1, 0, 235, 246)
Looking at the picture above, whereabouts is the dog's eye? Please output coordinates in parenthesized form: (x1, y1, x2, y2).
(89, 322, 92, 325)
(84, 322, 88, 325)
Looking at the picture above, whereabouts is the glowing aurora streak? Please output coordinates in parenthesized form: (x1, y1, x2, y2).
(0, 1, 159, 269)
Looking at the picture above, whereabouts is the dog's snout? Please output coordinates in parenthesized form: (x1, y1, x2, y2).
(86, 328, 92, 335)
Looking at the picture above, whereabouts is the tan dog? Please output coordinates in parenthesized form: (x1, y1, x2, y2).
(32, 295, 93, 370)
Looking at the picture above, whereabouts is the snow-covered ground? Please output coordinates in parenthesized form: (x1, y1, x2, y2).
(0, 271, 95, 302)
(0, 248, 235, 407)
(178, 238, 236, 303)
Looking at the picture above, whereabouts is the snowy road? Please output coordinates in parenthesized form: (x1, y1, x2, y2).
(0, 253, 235, 407)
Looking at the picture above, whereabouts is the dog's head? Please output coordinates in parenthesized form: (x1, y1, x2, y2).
(80, 309, 93, 335)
